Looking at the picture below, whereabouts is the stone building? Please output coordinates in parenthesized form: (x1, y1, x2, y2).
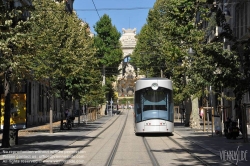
(207, 0, 250, 123)
(115, 28, 144, 98)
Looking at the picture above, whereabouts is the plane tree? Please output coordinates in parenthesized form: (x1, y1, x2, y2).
(30, 0, 99, 128)
(132, 0, 208, 127)
(132, 0, 247, 131)
(93, 14, 123, 101)
(0, 0, 35, 147)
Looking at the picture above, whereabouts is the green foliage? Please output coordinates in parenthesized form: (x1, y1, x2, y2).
(233, 38, 250, 101)
(0, 0, 35, 83)
(93, 14, 123, 100)
(132, 0, 208, 103)
(29, 0, 102, 104)
(0, 0, 107, 108)
(132, 0, 245, 106)
(119, 98, 133, 105)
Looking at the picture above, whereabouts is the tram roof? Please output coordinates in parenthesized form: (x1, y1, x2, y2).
(138, 77, 170, 81)
(135, 77, 172, 90)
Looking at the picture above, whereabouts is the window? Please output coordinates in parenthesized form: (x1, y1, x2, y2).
(134, 87, 173, 122)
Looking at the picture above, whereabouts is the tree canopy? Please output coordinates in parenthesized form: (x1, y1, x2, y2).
(93, 14, 123, 100)
(29, 0, 102, 106)
(131, 0, 246, 127)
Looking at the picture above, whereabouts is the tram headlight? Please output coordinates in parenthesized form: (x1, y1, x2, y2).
(151, 83, 158, 90)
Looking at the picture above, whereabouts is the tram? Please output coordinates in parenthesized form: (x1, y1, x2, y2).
(134, 78, 174, 134)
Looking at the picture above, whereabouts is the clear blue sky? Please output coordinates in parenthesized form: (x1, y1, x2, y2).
(74, 0, 156, 34)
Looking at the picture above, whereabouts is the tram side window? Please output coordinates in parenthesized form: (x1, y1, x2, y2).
(134, 92, 142, 122)
(134, 92, 142, 114)
(137, 107, 141, 114)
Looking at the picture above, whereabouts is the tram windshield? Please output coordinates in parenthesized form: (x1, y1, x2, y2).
(134, 87, 173, 122)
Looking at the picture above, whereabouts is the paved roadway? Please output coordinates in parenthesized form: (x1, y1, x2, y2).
(112, 109, 155, 165)
(0, 111, 250, 166)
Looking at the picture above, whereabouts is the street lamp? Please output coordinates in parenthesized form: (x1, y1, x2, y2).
(110, 98, 113, 116)
(182, 48, 195, 127)
(137, 68, 140, 78)
(187, 47, 195, 56)
(105, 101, 108, 115)
(117, 99, 119, 113)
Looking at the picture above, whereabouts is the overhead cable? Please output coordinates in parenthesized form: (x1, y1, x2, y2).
(91, 0, 101, 19)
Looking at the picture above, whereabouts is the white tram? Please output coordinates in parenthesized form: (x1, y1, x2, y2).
(134, 78, 174, 134)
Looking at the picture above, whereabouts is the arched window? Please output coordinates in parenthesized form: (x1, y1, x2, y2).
(122, 55, 130, 75)
(123, 56, 131, 62)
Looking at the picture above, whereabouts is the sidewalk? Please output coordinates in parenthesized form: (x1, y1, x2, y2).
(0, 115, 112, 146)
(0, 114, 118, 165)
(174, 121, 250, 166)
(0, 115, 83, 137)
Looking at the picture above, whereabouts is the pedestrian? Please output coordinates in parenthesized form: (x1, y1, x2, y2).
(65, 109, 69, 119)
(199, 107, 204, 119)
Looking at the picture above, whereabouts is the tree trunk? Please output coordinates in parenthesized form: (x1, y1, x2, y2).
(60, 99, 64, 130)
(242, 104, 249, 143)
(48, 82, 53, 133)
(49, 99, 53, 133)
(78, 100, 80, 125)
(184, 97, 192, 127)
(2, 69, 11, 148)
(60, 79, 65, 130)
(190, 97, 201, 129)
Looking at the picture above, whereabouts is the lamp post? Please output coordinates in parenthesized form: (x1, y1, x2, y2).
(110, 98, 113, 117)
(85, 103, 88, 125)
(106, 101, 108, 115)
(181, 101, 185, 124)
(117, 99, 119, 114)
(209, 86, 215, 136)
(137, 68, 140, 78)
(183, 47, 195, 127)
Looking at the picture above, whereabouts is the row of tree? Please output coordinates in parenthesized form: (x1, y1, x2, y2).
(0, 0, 123, 147)
(131, 0, 250, 127)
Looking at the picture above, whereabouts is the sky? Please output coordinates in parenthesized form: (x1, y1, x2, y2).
(74, 0, 156, 34)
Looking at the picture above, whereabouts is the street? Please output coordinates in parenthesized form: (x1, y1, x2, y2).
(0, 110, 250, 166)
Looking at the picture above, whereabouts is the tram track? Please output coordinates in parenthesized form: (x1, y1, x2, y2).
(143, 134, 207, 166)
(143, 136, 160, 166)
(105, 110, 129, 166)
(31, 108, 235, 166)
(143, 134, 227, 166)
(167, 136, 211, 166)
(33, 111, 124, 166)
(173, 131, 237, 166)
(167, 133, 236, 166)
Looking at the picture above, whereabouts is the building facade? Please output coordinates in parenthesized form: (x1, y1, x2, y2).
(116, 28, 144, 98)
(208, 0, 250, 124)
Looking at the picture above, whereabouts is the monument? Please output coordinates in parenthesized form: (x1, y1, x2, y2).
(116, 28, 144, 97)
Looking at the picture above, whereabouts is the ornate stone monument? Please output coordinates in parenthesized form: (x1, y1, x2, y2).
(116, 28, 144, 97)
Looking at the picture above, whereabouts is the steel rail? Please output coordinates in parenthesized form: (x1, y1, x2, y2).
(143, 137, 160, 166)
(105, 110, 129, 166)
(33, 112, 122, 166)
(173, 131, 238, 166)
(168, 136, 211, 166)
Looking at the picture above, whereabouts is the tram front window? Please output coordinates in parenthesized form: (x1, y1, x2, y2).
(134, 87, 173, 122)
